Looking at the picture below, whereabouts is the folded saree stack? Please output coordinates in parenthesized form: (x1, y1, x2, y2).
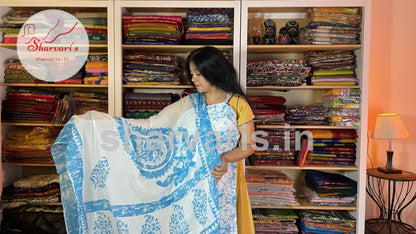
(83, 53, 108, 85)
(298, 209, 356, 233)
(252, 208, 299, 234)
(304, 50, 358, 86)
(300, 7, 361, 45)
(184, 8, 233, 45)
(2, 126, 59, 164)
(71, 91, 108, 114)
(249, 96, 286, 124)
(123, 52, 182, 85)
(122, 15, 183, 45)
(302, 170, 356, 206)
(0, 10, 35, 43)
(74, 12, 108, 44)
(297, 129, 357, 166)
(285, 105, 328, 126)
(245, 169, 299, 206)
(123, 92, 172, 118)
(247, 59, 311, 87)
(322, 88, 360, 126)
(1, 174, 61, 208)
(2, 58, 45, 84)
(249, 130, 297, 166)
(1, 174, 65, 233)
(54, 70, 84, 84)
(1, 87, 59, 123)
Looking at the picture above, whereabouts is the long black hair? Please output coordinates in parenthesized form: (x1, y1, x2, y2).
(184, 46, 248, 100)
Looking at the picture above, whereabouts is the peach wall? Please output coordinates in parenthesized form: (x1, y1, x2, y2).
(367, 0, 416, 227)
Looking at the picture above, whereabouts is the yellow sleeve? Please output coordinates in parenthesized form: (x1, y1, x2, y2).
(227, 95, 255, 126)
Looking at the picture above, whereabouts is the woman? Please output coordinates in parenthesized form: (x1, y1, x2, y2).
(185, 46, 256, 234)
(52, 46, 255, 233)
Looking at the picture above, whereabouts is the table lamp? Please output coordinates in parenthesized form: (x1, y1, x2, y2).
(371, 113, 409, 174)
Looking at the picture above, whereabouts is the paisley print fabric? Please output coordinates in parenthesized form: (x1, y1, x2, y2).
(51, 93, 239, 233)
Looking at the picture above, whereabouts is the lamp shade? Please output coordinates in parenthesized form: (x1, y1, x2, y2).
(371, 113, 410, 139)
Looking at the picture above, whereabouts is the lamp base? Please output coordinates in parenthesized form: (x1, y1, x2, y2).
(377, 167, 402, 174)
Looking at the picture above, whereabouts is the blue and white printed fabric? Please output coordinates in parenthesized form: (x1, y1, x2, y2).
(51, 93, 240, 233)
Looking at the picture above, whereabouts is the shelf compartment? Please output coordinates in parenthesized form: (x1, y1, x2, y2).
(247, 85, 360, 91)
(122, 84, 193, 89)
(255, 125, 359, 130)
(245, 165, 358, 171)
(0, 83, 108, 88)
(247, 44, 361, 53)
(122, 45, 233, 53)
(2, 162, 56, 167)
(1, 122, 65, 127)
(250, 196, 357, 211)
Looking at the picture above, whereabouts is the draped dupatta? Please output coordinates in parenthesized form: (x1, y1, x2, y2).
(51, 93, 240, 233)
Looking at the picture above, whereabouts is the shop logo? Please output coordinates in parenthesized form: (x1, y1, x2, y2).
(17, 9, 89, 82)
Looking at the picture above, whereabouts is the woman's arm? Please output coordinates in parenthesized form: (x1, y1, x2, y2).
(211, 119, 255, 183)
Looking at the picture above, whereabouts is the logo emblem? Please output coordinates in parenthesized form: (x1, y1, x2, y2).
(17, 9, 89, 82)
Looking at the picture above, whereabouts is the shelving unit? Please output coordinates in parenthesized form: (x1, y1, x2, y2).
(114, 0, 241, 117)
(1, 0, 371, 232)
(0, 2, 114, 222)
(240, 0, 371, 233)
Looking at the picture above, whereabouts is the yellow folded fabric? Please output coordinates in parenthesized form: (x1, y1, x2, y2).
(313, 70, 355, 76)
(310, 7, 359, 15)
(187, 27, 231, 31)
(85, 61, 108, 69)
(82, 24, 108, 29)
(312, 82, 357, 86)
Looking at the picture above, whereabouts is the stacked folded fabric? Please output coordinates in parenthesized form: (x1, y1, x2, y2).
(249, 130, 296, 166)
(300, 7, 361, 45)
(123, 52, 182, 85)
(249, 96, 286, 124)
(184, 8, 233, 45)
(310, 69, 359, 86)
(1, 174, 61, 209)
(83, 53, 108, 85)
(247, 59, 311, 87)
(245, 169, 299, 206)
(303, 170, 356, 206)
(285, 105, 328, 126)
(124, 92, 172, 118)
(304, 170, 357, 206)
(322, 88, 360, 126)
(297, 129, 357, 166)
(122, 15, 183, 45)
(1, 174, 65, 233)
(71, 91, 108, 114)
(298, 209, 356, 233)
(304, 50, 358, 86)
(74, 12, 108, 44)
(301, 186, 355, 207)
(54, 70, 84, 84)
(1, 87, 60, 123)
(2, 126, 60, 165)
(252, 208, 299, 234)
(3, 58, 45, 84)
(0, 10, 35, 43)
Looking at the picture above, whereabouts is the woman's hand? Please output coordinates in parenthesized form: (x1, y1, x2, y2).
(211, 157, 228, 183)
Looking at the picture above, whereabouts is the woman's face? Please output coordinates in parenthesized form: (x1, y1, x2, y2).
(189, 61, 216, 93)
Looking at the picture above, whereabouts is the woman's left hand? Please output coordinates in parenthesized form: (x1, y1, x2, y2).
(211, 157, 228, 183)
